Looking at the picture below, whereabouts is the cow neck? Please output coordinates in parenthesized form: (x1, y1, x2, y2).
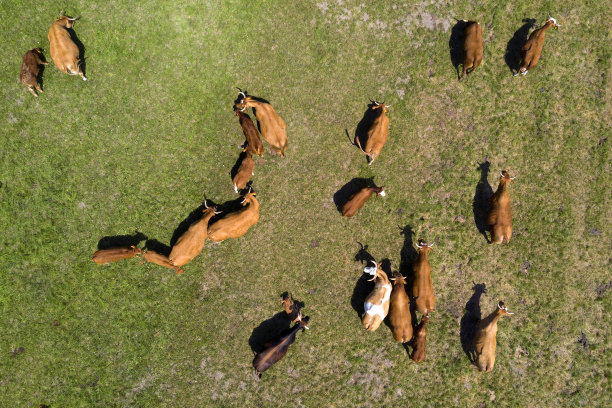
(542, 20, 555, 32)
(481, 309, 504, 329)
(496, 180, 508, 195)
(244, 196, 259, 210)
(417, 249, 429, 263)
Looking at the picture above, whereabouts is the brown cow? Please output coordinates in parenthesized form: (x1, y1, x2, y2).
(20, 48, 49, 97)
(362, 261, 392, 332)
(341, 186, 386, 217)
(232, 152, 255, 193)
(168, 203, 220, 267)
(141, 249, 184, 274)
(388, 271, 412, 343)
(410, 315, 429, 363)
(516, 14, 559, 76)
(473, 301, 513, 372)
(207, 190, 259, 242)
(92, 246, 142, 264)
(487, 171, 515, 244)
(48, 14, 86, 80)
(412, 239, 435, 316)
(356, 101, 389, 165)
(459, 20, 483, 80)
(235, 106, 264, 157)
(235, 94, 288, 157)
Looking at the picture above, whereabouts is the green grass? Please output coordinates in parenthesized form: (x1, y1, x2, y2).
(1, 0, 610, 407)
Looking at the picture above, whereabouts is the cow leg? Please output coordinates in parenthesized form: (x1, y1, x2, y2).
(35, 82, 43, 93)
(27, 86, 38, 97)
(367, 155, 375, 165)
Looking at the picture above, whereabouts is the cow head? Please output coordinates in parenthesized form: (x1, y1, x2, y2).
(500, 170, 515, 184)
(370, 100, 390, 113)
(56, 13, 79, 28)
(497, 301, 514, 316)
(416, 239, 434, 252)
(234, 88, 250, 111)
(240, 189, 257, 206)
(389, 271, 407, 285)
(546, 13, 560, 30)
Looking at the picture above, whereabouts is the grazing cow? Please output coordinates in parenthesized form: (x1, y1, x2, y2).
(460, 20, 483, 80)
(168, 203, 220, 267)
(253, 315, 310, 378)
(92, 246, 142, 264)
(362, 260, 392, 332)
(356, 101, 389, 165)
(410, 315, 429, 363)
(282, 293, 302, 323)
(232, 152, 255, 193)
(20, 48, 49, 97)
(412, 239, 435, 316)
(473, 301, 513, 372)
(235, 93, 288, 157)
(388, 271, 412, 343)
(341, 186, 386, 217)
(207, 190, 259, 242)
(487, 171, 514, 244)
(235, 107, 264, 157)
(516, 14, 559, 76)
(141, 249, 184, 274)
(48, 14, 86, 80)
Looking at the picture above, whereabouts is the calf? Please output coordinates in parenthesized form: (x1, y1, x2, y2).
(20, 48, 49, 97)
(235, 93, 288, 157)
(341, 186, 386, 217)
(141, 249, 184, 274)
(388, 271, 412, 343)
(168, 203, 220, 267)
(362, 260, 392, 332)
(460, 21, 483, 80)
(356, 101, 389, 165)
(235, 107, 264, 157)
(92, 246, 141, 264)
(473, 301, 513, 372)
(516, 14, 559, 76)
(412, 240, 435, 316)
(232, 152, 255, 193)
(48, 14, 86, 80)
(410, 315, 429, 363)
(207, 190, 259, 242)
(486, 171, 514, 244)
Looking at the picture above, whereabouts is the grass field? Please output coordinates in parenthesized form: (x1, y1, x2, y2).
(1, 0, 610, 407)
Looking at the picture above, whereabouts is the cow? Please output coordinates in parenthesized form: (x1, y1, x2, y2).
(141, 249, 184, 274)
(235, 92, 288, 157)
(341, 186, 386, 217)
(232, 152, 255, 193)
(235, 107, 264, 157)
(356, 101, 389, 165)
(207, 190, 259, 242)
(388, 271, 412, 343)
(48, 14, 86, 80)
(92, 246, 142, 264)
(410, 315, 429, 363)
(515, 14, 559, 76)
(412, 239, 435, 316)
(473, 301, 513, 372)
(362, 260, 392, 332)
(486, 171, 515, 244)
(459, 20, 483, 80)
(252, 314, 310, 378)
(168, 203, 220, 267)
(20, 48, 49, 97)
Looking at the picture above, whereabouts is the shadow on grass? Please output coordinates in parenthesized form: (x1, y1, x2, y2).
(249, 293, 305, 354)
(398, 225, 418, 291)
(505, 19, 536, 74)
(460, 282, 487, 362)
(67, 26, 86, 78)
(351, 242, 375, 318)
(473, 160, 493, 243)
(144, 239, 171, 257)
(97, 231, 147, 250)
(333, 177, 375, 213)
(449, 20, 467, 79)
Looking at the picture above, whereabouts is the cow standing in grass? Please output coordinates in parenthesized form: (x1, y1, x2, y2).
(362, 261, 392, 332)
(168, 203, 220, 266)
(20, 48, 48, 97)
(388, 271, 412, 343)
(357, 101, 389, 165)
(412, 240, 435, 316)
(207, 190, 259, 242)
(459, 20, 483, 80)
(92, 246, 141, 264)
(473, 301, 513, 372)
(235, 106, 264, 157)
(48, 14, 86, 80)
(487, 171, 514, 244)
(341, 186, 386, 217)
(235, 93, 288, 157)
(515, 14, 559, 76)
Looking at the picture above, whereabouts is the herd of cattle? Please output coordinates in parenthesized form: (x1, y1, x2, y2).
(21, 12, 559, 378)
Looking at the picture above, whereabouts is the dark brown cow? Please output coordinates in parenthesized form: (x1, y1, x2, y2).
(341, 186, 386, 217)
(20, 48, 48, 97)
(460, 21, 483, 80)
(410, 315, 429, 363)
(232, 152, 255, 193)
(516, 14, 559, 76)
(235, 94, 288, 157)
(92, 246, 142, 264)
(48, 14, 86, 80)
(235, 106, 264, 157)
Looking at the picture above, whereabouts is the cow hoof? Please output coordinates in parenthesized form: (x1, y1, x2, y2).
(82, 77, 87, 81)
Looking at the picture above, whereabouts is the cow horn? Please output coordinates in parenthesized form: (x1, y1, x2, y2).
(214, 210, 222, 214)
(510, 176, 516, 180)
(416, 242, 422, 248)
(385, 105, 391, 108)
(429, 243, 434, 248)
(547, 12, 551, 20)
(370, 259, 377, 266)
(68, 16, 80, 21)
(204, 200, 208, 209)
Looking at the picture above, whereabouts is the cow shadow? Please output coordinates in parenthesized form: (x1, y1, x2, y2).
(353, 102, 379, 154)
(449, 20, 467, 79)
(169, 197, 222, 247)
(97, 231, 147, 250)
(351, 243, 376, 318)
(398, 225, 418, 290)
(249, 293, 305, 354)
(144, 239, 171, 257)
(460, 282, 487, 362)
(67, 27, 86, 78)
(333, 177, 375, 213)
(230, 150, 249, 181)
(473, 160, 493, 243)
(36, 49, 50, 91)
(505, 19, 536, 74)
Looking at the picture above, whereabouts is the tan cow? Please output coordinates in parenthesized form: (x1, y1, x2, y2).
(168, 203, 220, 267)
(141, 249, 184, 274)
(487, 171, 515, 244)
(48, 14, 86, 80)
(473, 301, 513, 372)
(516, 14, 559, 76)
(92, 246, 142, 264)
(207, 190, 259, 242)
(412, 239, 435, 316)
(235, 106, 264, 157)
(232, 152, 255, 193)
(341, 186, 386, 217)
(356, 101, 389, 165)
(235, 94, 288, 157)
(20, 48, 49, 97)
(362, 261, 392, 332)
(459, 20, 483, 80)
(388, 271, 412, 343)
(410, 315, 429, 363)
